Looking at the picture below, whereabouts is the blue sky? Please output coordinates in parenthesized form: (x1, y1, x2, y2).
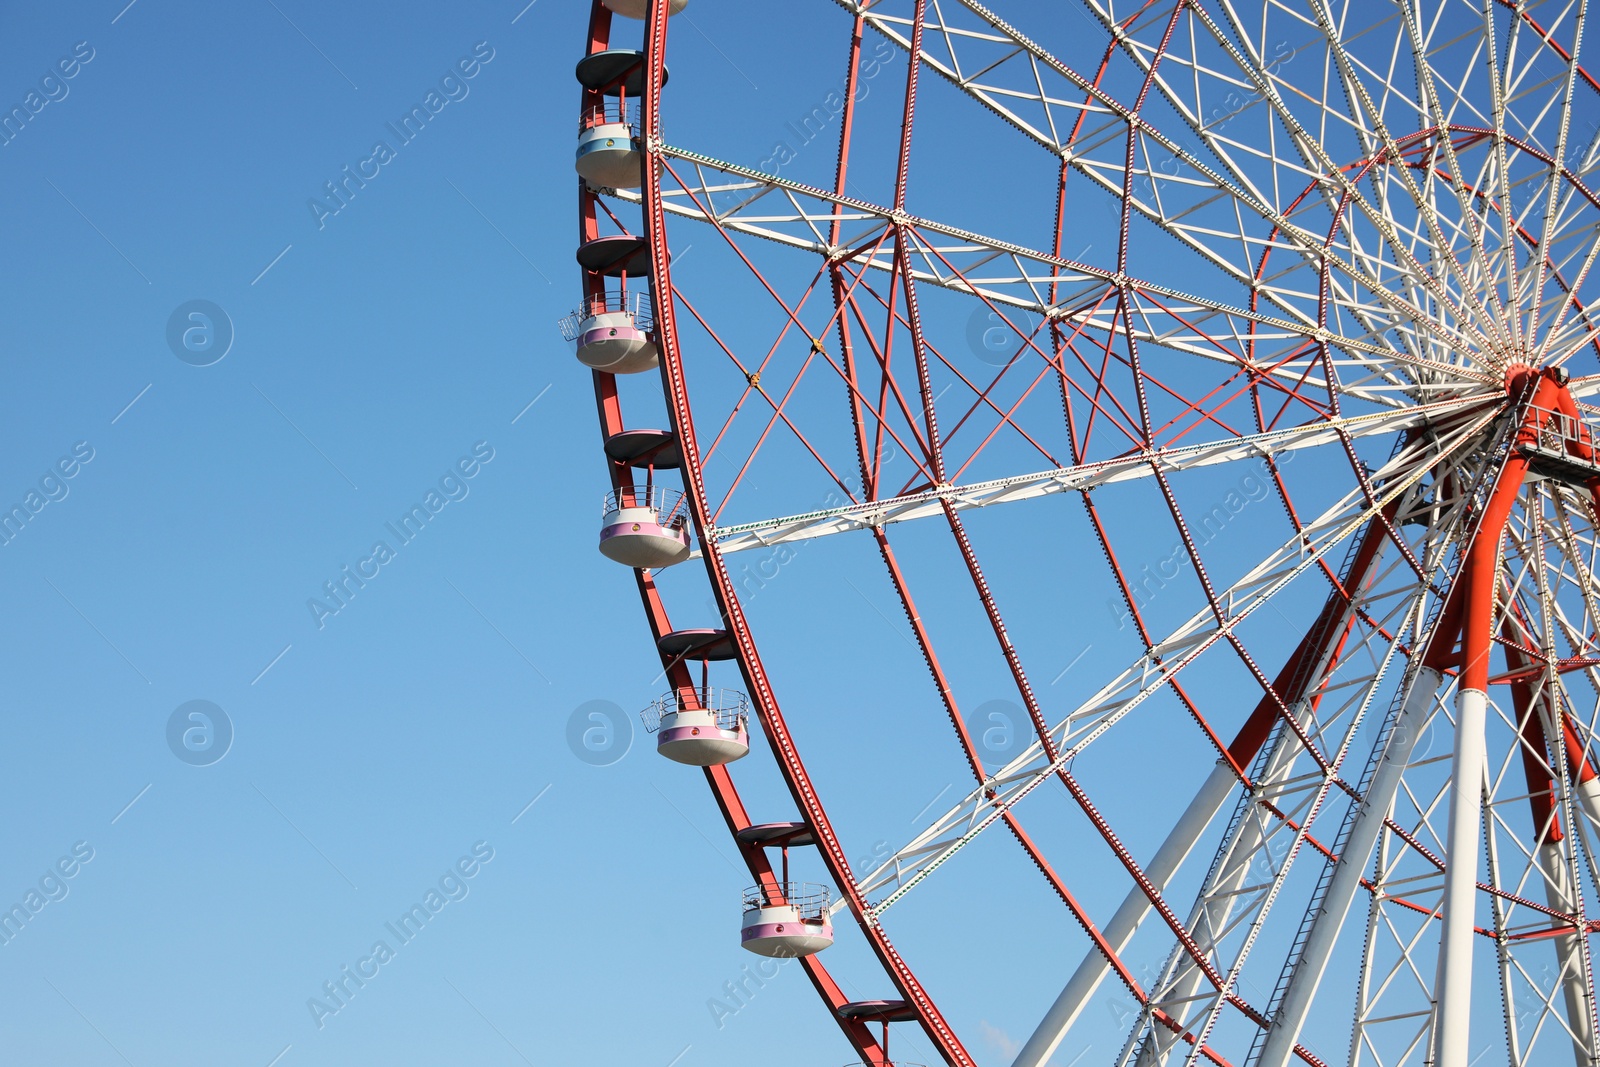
(2, 2, 1571, 1066)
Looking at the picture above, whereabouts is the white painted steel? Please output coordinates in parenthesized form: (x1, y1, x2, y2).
(1013, 762, 1238, 1067)
(1537, 840, 1598, 1062)
(1255, 666, 1441, 1067)
(1432, 686, 1489, 1067)
(699, 400, 1479, 558)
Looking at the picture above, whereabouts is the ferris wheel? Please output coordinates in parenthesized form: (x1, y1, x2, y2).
(567, 1, 1600, 1066)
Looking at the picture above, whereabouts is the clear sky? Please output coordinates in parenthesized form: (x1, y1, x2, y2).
(3, 2, 1581, 1067)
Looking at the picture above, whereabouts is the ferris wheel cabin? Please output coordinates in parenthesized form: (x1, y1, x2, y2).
(740, 880, 834, 958)
(568, 236, 657, 373)
(575, 111, 639, 190)
(642, 629, 749, 765)
(736, 826, 833, 957)
(574, 51, 667, 190)
(596, 431, 691, 568)
(560, 290, 656, 373)
(643, 686, 750, 765)
(598, 484, 691, 568)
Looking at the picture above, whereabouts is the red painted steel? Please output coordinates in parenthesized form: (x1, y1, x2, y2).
(578, 5, 893, 1062)
(635, 1, 976, 1063)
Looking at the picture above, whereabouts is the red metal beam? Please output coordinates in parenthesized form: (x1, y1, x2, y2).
(637, 1, 974, 1062)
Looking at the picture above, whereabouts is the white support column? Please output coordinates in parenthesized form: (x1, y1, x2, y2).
(1136, 732, 1316, 1067)
(1536, 840, 1597, 1064)
(1432, 685, 1489, 1067)
(1010, 762, 1237, 1067)
(1256, 666, 1441, 1067)
(1569, 767, 1600, 836)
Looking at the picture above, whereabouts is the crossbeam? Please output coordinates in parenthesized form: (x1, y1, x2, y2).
(698, 398, 1486, 557)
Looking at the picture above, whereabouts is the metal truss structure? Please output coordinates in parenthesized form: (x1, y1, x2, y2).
(572, 0, 1600, 1065)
